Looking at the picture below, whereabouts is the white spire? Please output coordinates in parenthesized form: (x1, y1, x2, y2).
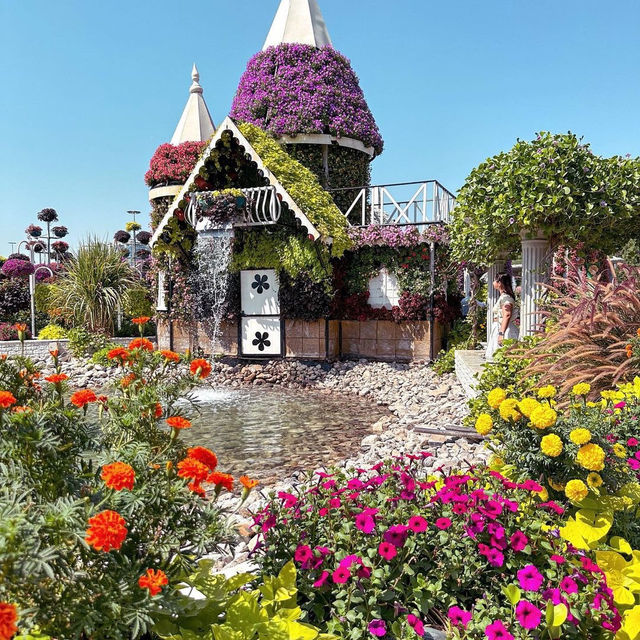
(170, 64, 216, 145)
(263, 0, 332, 50)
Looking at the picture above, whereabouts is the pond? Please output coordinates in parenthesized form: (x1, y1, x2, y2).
(180, 387, 390, 484)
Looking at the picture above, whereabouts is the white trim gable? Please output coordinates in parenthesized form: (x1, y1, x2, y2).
(150, 117, 320, 247)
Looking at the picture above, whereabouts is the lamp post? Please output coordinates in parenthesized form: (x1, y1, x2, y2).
(127, 210, 141, 269)
(8, 242, 16, 254)
(17, 241, 53, 338)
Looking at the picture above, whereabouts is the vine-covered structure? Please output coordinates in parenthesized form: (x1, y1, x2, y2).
(148, 0, 461, 361)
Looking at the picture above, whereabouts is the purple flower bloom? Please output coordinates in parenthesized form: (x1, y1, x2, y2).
(368, 619, 386, 637)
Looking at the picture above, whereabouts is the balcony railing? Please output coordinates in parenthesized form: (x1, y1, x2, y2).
(329, 180, 456, 227)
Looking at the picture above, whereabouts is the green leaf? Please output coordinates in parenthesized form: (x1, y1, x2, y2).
(502, 584, 521, 605)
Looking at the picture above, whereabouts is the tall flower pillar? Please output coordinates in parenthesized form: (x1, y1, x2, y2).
(486, 259, 505, 343)
(519, 231, 550, 337)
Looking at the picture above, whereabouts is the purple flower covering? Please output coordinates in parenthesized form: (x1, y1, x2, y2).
(1, 259, 35, 278)
(231, 44, 383, 155)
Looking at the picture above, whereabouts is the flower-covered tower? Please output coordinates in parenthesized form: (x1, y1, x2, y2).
(230, 0, 383, 212)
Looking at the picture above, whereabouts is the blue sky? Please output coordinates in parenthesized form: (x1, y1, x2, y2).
(1, 0, 638, 253)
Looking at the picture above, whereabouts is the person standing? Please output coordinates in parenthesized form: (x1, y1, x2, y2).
(486, 272, 519, 361)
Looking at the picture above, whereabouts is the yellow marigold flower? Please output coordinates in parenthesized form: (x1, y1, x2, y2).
(587, 473, 603, 488)
(537, 487, 549, 501)
(537, 385, 557, 399)
(570, 428, 592, 445)
(475, 413, 493, 436)
(613, 443, 627, 458)
(565, 479, 589, 502)
(586, 401, 598, 408)
(548, 478, 565, 491)
(489, 455, 504, 468)
(487, 388, 507, 409)
(518, 397, 540, 418)
(571, 383, 591, 396)
(601, 390, 624, 402)
(541, 434, 563, 457)
(499, 398, 521, 421)
(530, 405, 557, 430)
(576, 443, 605, 471)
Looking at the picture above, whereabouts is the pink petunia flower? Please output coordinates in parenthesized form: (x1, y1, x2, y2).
(355, 512, 376, 534)
(485, 619, 514, 640)
(406, 614, 425, 637)
(435, 517, 452, 530)
(560, 576, 579, 594)
(518, 565, 544, 592)
(627, 437, 638, 447)
(448, 606, 472, 628)
(368, 619, 386, 637)
(378, 542, 397, 560)
(313, 571, 330, 588)
(408, 516, 428, 533)
(332, 566, 350, 584)
(487, 549, 505, 567)
(515, 600, 542, 629)
(510, 531, 529, 552)
(550, 554, 566, 564)
(294, 545, 314, 566)
(383, 524, 410, 547)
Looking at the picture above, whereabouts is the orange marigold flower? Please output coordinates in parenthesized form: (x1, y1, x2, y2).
(187, 446, 218, 471)
(49, 348, 59, 358)
(0, 355, 6, 361)
(14, 323, 27, 332)
(0, 602, 18, 640)
(70, 389, 97, 408)
(120, 373, 137, 388)
(208, 471, 234, 492)
(177, 457, 210, 484)
(85, 510, 128, 552)
(107, 347, 130, 362)
(160, 350, 180, 363)
(132, 316, 151, 325)
(45, 373, 68, 383)
(190, 358, 212, 379)
(240, 475, 259, 490)
(101, 462, 135, 491)
(167, 416, 191, 430)
(138, 569, 168, 596)
(154, 403, 163, 419)
(128, 337, 154, 352)
(188, 481, 206, 497)
(12, 406, 31, 414)
(637, 328, 640, 337)
(0, 391, 17, 409)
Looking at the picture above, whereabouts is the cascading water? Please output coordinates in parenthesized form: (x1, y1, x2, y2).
(191, 228, 234, 347)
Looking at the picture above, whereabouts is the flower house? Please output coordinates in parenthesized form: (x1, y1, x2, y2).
(149, 0, 461, 361)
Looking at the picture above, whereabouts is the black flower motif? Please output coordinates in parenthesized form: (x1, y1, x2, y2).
(251, 274, 270, 294)
(252, 331, 271, 352)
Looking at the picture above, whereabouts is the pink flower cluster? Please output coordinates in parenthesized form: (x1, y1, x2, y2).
(348, 224, 450, 249)
(144, 141, 207, 188)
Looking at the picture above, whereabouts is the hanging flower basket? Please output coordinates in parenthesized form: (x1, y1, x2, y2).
(136, 231, 152, 245)
(52, 225, 68, 238)
(32, 242, 44, 253)
(52, 241, 69, 254)
(1, 259, 35, 278)
(26, 224, 42, 237)
(114, 230, 131, 244)
(37, 208, 58, 223)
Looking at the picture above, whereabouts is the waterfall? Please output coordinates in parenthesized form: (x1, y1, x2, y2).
(191, 230, 234, 349)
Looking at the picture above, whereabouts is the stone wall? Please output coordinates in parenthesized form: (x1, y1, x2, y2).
(0, 337, 150, 361)
(157, 318, 444, 362)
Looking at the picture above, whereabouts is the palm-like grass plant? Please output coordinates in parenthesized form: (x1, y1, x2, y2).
(51, 237, 140, 334)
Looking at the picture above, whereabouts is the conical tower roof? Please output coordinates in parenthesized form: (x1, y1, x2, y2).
(170, 64, 216, 144)
(263, 0, 332, 50)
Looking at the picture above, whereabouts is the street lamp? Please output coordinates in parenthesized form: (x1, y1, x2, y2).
(127, 210, 141, 269)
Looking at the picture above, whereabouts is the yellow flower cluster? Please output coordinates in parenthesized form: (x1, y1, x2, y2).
(530, 405, 557, 430)
(541, 434, 563, 457)
(571, 383, 591, 396)
(475, 413, 493, 436)
(601, 390, 624, 402)
(613, 443, 627, 458)
(576, 443, 605, 471)
(499, 399, 521, 421)
(487, 388, 507, 409)
(518, 397, 540, 418)
(587, 472, 603, 488)
(565, 479, 588, 502)
(537, 385, 557, 399)
(619, 377, 640, 400)
(569, 428, 592, 445)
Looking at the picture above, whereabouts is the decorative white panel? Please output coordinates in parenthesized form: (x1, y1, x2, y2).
(368, 268, 400, 309)
(241, 317, 282, 356)
(156, 271, 167, 311)
(241, 270, 280, 315)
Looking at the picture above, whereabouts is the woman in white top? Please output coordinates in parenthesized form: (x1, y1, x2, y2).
(486, 272, 519, 362)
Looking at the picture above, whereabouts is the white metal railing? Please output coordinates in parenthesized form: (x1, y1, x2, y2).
(331, 180, 456, 227)
(186, 186, 282, 229)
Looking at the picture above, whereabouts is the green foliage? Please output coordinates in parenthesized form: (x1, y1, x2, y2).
(124, 283, 154, 319)
(451, 131, 640, 264)
(433, 319, 474, 375)
(238, 122, 351, 257)
(154, 561, 334, 640)
(0, 350, 231, 639)
(67, 326, 116, 358)
(36, 324, 67, 340)
(231, 228, 332, 289)
(90, 345, 120, 366)
(49, 237, 140, 334)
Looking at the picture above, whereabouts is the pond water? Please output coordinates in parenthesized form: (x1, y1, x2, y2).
(180, 387, 389, 484)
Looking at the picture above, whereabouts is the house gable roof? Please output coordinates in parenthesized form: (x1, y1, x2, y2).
(150, 117, 321, 248)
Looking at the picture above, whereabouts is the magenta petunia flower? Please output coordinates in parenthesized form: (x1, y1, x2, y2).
(435, 517, 452, 530)
(378, 542, 397, 561)
(339, 554, 363, 569)
(560, 576, 579, 594)
(484, 619, 514, 640)
(406, 614, 425, 637)
(515, 601, 542, 629)
(383, 525, 410, 547)
(294, 544, 314, 566)
(313, 571, 330, 588)
(550, 554, 566, 564)
(368, 619, 387, 637)
(407, 516, 428, 533)
(627, 437, 638, 447)
(518, 565, 544, 592)
(448, 606, 472, 628)
(510, 531, 529, 551)
(332, 566, 350, 584)
(329, 498, 341, 509)
(487, 549, 504, 567)
(542, 588, 564, 605)
(355, 512, 376, 534)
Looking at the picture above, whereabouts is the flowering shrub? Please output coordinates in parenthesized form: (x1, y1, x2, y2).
(195, 189, 246, 227)
(348, 225, 450, 249)
(255, 460, 618, 638)
(0, 348, 258, 639)
(231, 44, 383, 155)
(144, 141, 207, 188)
(0, 279, 29, 318)
(1, 259, 35, 278)
(0, 322, 31, 341)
